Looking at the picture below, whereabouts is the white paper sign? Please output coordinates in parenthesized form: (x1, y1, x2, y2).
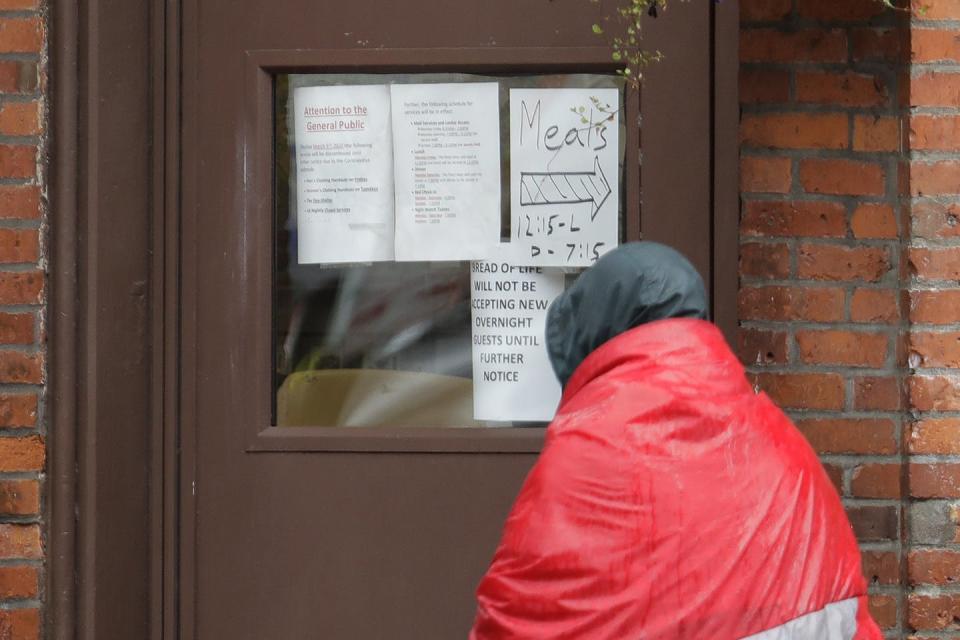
(294, 85, 395, 264)
(391, 83, 502, 262)
(509, 88, 620, 266)
(471, 260, 564, 422)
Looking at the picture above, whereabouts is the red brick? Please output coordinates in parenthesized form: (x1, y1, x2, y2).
(0, 229, 38, 264)
(911, 375, 960, 411)
(848, 505, 898, 542)
(0, 608, 38, 640)
(740, 28, 847, 63)
(739, 69, 790, 103)
(0, 17, 41, 54)
(0, 479, 37, 516)
(862, 550, 900, 586)
(0, 394, 36, 428)
(0, 524, 40, 559)
(911, 290, 960, 324)
(913, 0, 960, 18)
(797, 329, 888, 367)
(0, 435, 42, 471)
(910, 331, 960, 367)
(851, 289, 899, 323)
(911, 115, 960, 151)
(21, 61, 38, 94)
(909, 247, 960, 280)
(0, 101, 38, 137)
(911, 463, 960, 498)
(0, 0, 38, 7)
(738, 286, 845, 322)
(798, 244, 891, 282)
(0, 61, 36, 95)
(853, 115, 900, 152)
(910, 200, 960, 239)
(797, 0, 886, 21)
(737, 328, 787, 365)
(912, 72, 960, 107)
(752, 373, 845, 410)
(0, 145, 35, 179)
(799, 159, 885, 196)
(851, 28, 902, 62)
(913, 28, 960, 62)
(0, 313, 32, 345)
(0, 186, 40, 220)
(740, 242, 790, 279)
(909, 594, 960, 631)
(740, 156, 792, 193)
(823, 463, 844, 493)
(851, 204, 897, 240)
(854, 376, 902, 411)
(869, 594, 897, 630)
(795, 418, 898, 454)
(740, 0, 792, 21)
(851, 463, 902, 499)
(910, 549, 960, 585)
(0, 272, 42, 305)
(0, 352, 40, 384)
(741, 200, 846, 238)
(741, 113, 847, 150)
(796, 71, 889, 107)
(911, 419, 960, 454)
(0, 62, 17, 93)
(0, 565, 37, 599)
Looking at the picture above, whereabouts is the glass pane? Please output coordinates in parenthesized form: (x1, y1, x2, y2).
(274, 72, 627, 428)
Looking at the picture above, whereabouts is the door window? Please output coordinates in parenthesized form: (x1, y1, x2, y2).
(273, 73, 626, 427)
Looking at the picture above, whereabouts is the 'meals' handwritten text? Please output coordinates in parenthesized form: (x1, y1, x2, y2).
(519, 100, 608, 151)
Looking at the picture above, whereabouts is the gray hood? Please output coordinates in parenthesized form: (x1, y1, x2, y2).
(545, 242, 709, 388)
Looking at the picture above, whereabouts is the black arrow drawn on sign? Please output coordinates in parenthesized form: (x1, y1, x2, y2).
(519, 156, 611, 221)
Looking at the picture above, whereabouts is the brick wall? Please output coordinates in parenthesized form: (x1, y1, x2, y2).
(903, 0, 960, 635)
(740, 0, 908, 635)
(741, 0, 960, 637)
(0, 0, 45, 638)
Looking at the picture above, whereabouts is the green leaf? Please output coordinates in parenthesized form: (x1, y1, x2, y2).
(592, 23, 603, 34)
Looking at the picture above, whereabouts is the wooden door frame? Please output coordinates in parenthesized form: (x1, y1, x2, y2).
(47, 0, 738, 637)
(49, 0, 173, 637)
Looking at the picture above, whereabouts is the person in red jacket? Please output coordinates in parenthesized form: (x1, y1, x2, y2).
(470, 242, 882, 639)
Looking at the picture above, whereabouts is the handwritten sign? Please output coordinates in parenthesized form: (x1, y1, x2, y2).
(294, 85, 395, 264)
(392, 83, 502, 261)
(509, 88, 620, 266)
(471, 260, 563, 422)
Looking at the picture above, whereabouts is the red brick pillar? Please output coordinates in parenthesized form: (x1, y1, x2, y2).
(903, 0, 960, 635)
(0, 0, 45, 637)
(739, 0, 907, 633)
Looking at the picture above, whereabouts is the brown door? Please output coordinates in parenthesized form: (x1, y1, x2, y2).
(178, 1, 732, 638)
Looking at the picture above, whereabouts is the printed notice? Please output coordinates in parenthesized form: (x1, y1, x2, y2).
(294, 84, 395, 264)
(471, 260, 563, 422)
(510, 88, 620, 266)
(392, 83, 501, 262)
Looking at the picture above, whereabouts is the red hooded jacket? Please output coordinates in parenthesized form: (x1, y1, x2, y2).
(471, 319, 881, 639)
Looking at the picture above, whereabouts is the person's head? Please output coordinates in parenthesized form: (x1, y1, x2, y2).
(545, 242, 708, 388)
